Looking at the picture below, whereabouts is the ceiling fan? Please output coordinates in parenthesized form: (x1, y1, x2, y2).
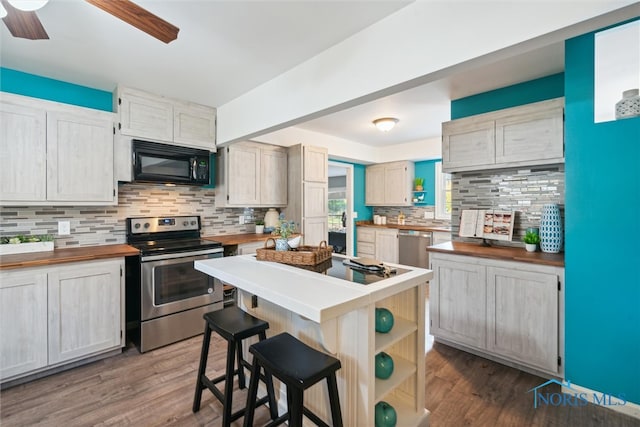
(0, 0, 179, 43)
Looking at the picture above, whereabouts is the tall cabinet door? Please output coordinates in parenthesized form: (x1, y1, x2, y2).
(261, 148, 288, 206)
(303, 146, 328, 182)
(0, 102, 47, 202)
(430, 258, 486, 349)
(303, 217, 328, 247)
(228, 144, 261, 205)
(486, 267, 559, 373)
(46, 110, 115, 203)
(48, 260, 123, 365)
(0, 270, 48, 379)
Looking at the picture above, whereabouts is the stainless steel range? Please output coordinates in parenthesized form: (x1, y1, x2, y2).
(126, 216, 223, 353)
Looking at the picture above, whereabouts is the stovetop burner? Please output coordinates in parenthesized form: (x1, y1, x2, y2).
(126, 216, 222, 256)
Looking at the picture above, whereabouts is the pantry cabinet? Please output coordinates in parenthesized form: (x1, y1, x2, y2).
(442, 98, 564, 172)
(0, 259, 124, 384)
(116, 86, 216, 151)
(365, 161, 414, 206)
(215, 141, 287, 207)
(0, 92, 116, 206)
(429, 252, 564, 377)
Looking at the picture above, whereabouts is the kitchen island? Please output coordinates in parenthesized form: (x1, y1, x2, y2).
(195, 255, 432, 427)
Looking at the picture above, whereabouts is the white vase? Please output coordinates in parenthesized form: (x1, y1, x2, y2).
(264, 208, 279, 229)
(540, 203, 563, 253)
(615, 88, 640, 119)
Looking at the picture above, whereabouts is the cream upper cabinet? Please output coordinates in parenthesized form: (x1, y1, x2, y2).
(46, 110, 114, 203)
(0, 269, 48, 379)
(365, 161, 414, 206)
(429, 252, 564, 377)
(303, 146, 328, 182)
(116, 86, 216, 151)
(48, 259, 123, 365)
(365, 165, 385, 205)
(442, 98, 564, 172)
(216, 141, 287, 207)
(0, 102, 46, 202)
(117, 87, 173, 142)
(0, 92, 116, 206)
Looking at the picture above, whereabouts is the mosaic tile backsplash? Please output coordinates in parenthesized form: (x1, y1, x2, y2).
(451, 165, 565, 247)
(0, 183, 269, 248)
(373, 206, 451, 228)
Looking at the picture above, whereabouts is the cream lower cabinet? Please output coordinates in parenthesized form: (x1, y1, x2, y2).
(0, 259, 124, 383)
(429, 252, 563, 377)
(356, 226, 398, 264)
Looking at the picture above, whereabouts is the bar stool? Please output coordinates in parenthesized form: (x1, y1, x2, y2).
(193, 306, 278, 427)
(243, 332, 343, 427)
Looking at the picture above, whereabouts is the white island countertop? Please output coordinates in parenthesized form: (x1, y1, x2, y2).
(195, 254, 432, 324)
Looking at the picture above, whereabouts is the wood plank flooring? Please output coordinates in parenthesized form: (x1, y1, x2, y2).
(2, 322, 639, 426)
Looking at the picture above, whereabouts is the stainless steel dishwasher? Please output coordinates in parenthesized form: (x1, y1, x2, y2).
(398, 230, 432, 268)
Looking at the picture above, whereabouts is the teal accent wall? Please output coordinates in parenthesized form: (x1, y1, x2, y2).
(451, 73, 564, 119)
(414, 160, 439, 205)
(564, 29, 640, 404)
(0, 68, 112, 112)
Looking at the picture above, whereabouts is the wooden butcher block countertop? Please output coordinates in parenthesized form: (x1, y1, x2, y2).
(0, 244, 140, 270)
(427, 241, 564, 267)
(355, 221, 451, 233)
(203, 233, 285, 246)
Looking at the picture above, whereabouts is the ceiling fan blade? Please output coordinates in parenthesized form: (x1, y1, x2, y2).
(85, 0, 179, 44)
(1, 0, 49, 40)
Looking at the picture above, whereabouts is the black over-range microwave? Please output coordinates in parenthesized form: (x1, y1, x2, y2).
(132, 140, 210, 186)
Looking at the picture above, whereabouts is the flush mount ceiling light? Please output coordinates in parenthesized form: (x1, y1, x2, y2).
(373, 117, 399, 132)
(6, 0, 49, 11)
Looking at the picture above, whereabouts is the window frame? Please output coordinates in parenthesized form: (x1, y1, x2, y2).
(435, 161, 452, 220)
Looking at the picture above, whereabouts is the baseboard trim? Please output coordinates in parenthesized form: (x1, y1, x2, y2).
(562, 383, 640, 420)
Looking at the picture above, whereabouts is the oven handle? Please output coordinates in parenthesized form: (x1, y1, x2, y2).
(141, 247, 223, 262)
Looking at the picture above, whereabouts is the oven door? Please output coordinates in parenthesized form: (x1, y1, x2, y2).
(141, 251, 223, 321)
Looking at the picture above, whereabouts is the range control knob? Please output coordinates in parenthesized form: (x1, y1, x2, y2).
(134, 223, 141, 229)
(144, 223, 150, 229)
(191, 221, 197, 226)
(183, 221, 189, 226)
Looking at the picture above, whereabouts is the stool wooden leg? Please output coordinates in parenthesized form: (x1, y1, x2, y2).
(243, 357, 261, 427)
(288, 387, 304, 427)
(222, 340, 236, 427)
(192, 323, 211, 413)
(236, 340, 246, 389)
(326, 373, 343, 427)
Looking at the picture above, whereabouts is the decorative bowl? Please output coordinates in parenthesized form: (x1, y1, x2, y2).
(287, 236, 301, 249)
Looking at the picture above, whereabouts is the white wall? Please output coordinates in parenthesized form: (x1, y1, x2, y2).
(252, 126, 441, 163)
(218, 1, 637, 144)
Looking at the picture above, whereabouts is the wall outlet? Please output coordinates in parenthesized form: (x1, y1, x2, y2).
(424, 211, 435, 220)
(239, 215, 245, 225)
(353, 211, 358, 219)
(58, 221, 71, 235)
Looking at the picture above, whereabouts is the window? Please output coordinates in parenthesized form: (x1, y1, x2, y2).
(435, 162, 452, 220)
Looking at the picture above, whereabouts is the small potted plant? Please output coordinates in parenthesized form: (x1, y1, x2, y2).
(414, 177, 424, 191)
(522, 230, 541, 252)
(272, 216, 297, 251)
(255, 219, 265, 234)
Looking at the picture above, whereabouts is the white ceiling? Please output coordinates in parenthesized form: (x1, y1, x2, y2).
(0, 0, 567, 148)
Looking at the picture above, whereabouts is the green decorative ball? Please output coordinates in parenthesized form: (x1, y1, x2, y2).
(375, 308, 394, 333)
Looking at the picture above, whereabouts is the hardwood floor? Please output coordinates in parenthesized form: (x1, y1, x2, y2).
(1, 324, 638, 426)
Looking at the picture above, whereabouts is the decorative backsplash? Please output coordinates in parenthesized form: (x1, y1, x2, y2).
(0, 183, 269, 248)
(372, 206, 451, 227)
(451, 165, 565, 247)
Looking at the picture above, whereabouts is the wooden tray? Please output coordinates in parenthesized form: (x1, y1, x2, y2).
(256, 238, 333, 266)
